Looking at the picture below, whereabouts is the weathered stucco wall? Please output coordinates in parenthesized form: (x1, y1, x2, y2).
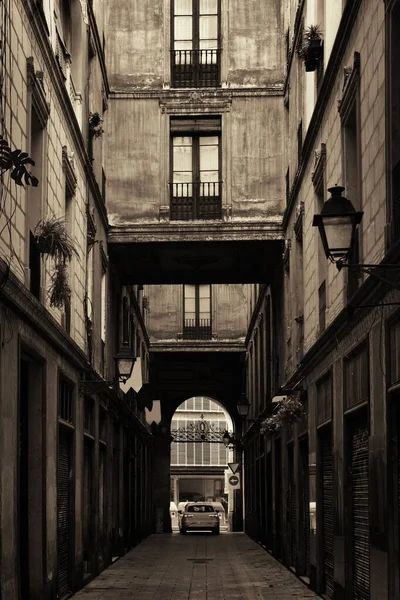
(106, 96, 284, 224)
(227, 0, 283, 86)
(106, 100, 162, 223)
(106, 0, 165, 89)
(230, 97, 284, 217)
(106, 0, 283, 89)
(146, 284, 249, 342)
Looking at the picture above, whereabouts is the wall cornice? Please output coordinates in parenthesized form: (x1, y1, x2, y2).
(110, 86, 284, 101)
(109, 220, 284, 244)
(150, 341, 245, 353)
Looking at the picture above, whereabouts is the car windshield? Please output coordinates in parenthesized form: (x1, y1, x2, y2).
(186, 504, 215, 513)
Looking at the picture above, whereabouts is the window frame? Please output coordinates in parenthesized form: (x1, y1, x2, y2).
(183, 283, 212, 339)
(171, 0, 222, 88)
(170, 117, 222, 220)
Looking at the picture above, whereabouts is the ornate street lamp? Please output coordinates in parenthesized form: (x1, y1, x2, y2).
(313, 186, 400, 300)
(237, 393, 250, 418)
(312, 186, 363, 265)
(222, 430, 232, 448)
(114, 347, 136, 384)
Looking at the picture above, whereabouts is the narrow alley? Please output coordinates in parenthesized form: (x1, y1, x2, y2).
(71, 533, 318, 600)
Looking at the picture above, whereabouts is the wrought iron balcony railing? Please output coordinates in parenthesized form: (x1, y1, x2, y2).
(170, 181, 221, 220)
(172, 49, 221, 88)
(183, 318, 212, 340)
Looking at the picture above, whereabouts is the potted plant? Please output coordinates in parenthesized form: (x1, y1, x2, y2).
(49, 262, 72, 309)
(278, 394, 305, 424)
(88, 112, 104, 139)
(34, 216, 77, 262)
(260, 394, 305, 437)
(299, 25, 323, 72)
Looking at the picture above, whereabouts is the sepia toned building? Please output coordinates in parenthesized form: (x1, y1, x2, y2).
(2, 0, 398, 599)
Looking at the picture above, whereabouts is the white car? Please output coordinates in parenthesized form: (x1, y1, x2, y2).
(180, 502, 220, 535)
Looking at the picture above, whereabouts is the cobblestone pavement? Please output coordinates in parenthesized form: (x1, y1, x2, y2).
(72, 532, 320, 600)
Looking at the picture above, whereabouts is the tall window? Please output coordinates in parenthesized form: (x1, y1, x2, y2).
(172, 0, 220, 87)
(171, 117, 221, 220)
(183, 284, 211, 339)
(339, 53, 361, 299)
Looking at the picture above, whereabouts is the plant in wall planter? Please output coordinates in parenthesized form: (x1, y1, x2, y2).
(260, 394, 305, 437)
(34, 216, 77, 263)
(88, 112, 104, 139)
(49, 262, 72, 310)
(299, 25, 323, 72)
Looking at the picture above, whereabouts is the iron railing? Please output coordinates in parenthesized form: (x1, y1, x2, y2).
(170, 181, 221, 220)
(172, 49, 221, 88)
(183, 318, 212, 340)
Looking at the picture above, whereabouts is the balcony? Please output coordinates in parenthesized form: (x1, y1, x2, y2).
(170, 182, 221, 221)
(183, 319, 212, 340)
(172, 49, 221, 88)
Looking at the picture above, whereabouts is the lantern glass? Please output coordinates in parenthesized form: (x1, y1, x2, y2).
(237, 395, 250, 417)
(222, 430, 231, 448)
(322, 215, 355, 261)
(116, 356, 135, 382)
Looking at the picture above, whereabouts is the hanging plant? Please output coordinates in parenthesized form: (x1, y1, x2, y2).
(34, 216, 77, 262)
(260, 414, 282, 436)
(88, 112, 104, 139)
(299, 25, 323, 72)
(49, 262, 72, 309)
(0, 136, 39, 186)
(260, 394, 305, 436)
(278, 394, 305, 424)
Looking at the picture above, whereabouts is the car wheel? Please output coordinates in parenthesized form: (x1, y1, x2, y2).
(180, 528, 186, 535)
(212, 528, 220, 535)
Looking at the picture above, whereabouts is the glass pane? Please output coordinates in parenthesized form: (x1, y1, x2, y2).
(185, 284, 196, 299)
(173, 171, 192, 184)
(200, 143, 218, 171)
(200, 0, 218, 14)
(174, 136, 192, 146)
(199, 284, 210, 298)
(199, 303, 210, 316)
(200, 136, 219, 146)
(174, 16, 192, 41)
(199, 40, 218, 61)
(175, 0, 192, 15)
(174, 40, 193, 53)
(173, 144, 192, 172)
(200, 171, 219, 183)
(199, 15, 217, 40)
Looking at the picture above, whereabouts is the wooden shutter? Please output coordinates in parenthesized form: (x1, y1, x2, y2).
(288, 445, 296, 567)
(57, 430, 71, 598)
(322, 430, 334, 597)
(351, 424, 370, 599)
(299, 439, 310, 577)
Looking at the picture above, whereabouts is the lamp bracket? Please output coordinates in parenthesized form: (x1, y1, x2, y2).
(337, 262, 400, 290)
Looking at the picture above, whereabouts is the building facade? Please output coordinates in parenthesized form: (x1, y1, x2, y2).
(243, 1, 400, 599)
(0, 2, 156, 599)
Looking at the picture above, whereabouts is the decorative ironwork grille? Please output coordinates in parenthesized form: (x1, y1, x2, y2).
(171, 414, 230, 443)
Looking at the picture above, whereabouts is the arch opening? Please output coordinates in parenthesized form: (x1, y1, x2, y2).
(169, 396, 235, 532)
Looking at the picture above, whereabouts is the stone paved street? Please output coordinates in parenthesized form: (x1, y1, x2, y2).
(72, 533, 319, 599)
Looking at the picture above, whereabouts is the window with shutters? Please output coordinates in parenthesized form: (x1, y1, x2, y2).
(183, 284, 212, 339)
(344, 344, 369, 412)
(59, 378, 74, 424)
(171, 0, 221, 88)
(170, 117, 221, 220)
